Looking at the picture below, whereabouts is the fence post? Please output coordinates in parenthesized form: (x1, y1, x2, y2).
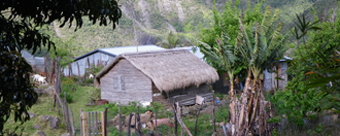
(88, 112, 91, 136)
(194, 99, 205, 136)
(95, 111, 98, 136)
(155, 110, 158, 134)
(173, 100, 177, 136)
(175, 102, 192, 136)
(70, 109, 75, 136)
(64, 92, 71, 133)
(92, 112, 95, 135)
(118, 105, 122, 136)
(136, 105, 143, 136)
(104, 108, 108, 136)
(44, 57, 49, 83)
(80, 109, 83, 136)
(213, 95, 216, 133)
(101, 111, 105, 136)
(127, 113, 133, 136)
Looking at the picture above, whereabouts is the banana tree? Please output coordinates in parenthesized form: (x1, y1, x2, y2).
(195, 31, 242, 134)
(234, 7, 288, 135)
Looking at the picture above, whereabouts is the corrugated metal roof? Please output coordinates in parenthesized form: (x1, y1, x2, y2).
(280, 56, 292, 62)
(74, 45, 165, 61)
(175, 46, 291, 62)
(174, 46, 204, 60)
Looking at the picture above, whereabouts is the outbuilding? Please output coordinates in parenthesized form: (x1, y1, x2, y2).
(94, 49, 219, 106)
(63, 45, 165, 76)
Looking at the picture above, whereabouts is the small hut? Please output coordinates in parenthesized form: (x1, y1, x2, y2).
(94, 49, 219, 106)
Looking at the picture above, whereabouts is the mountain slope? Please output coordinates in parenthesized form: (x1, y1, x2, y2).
(34, 0, 337, 57)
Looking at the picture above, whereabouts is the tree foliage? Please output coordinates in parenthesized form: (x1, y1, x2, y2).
(196, 1, 288, 135)
(0, 0, 121, 134)
(155, 31, 180, 49)
(270, 4, 340, 128)
(197, 0, 263, 75)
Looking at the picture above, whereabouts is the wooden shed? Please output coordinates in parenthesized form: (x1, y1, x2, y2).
(94, 49, 219, 106)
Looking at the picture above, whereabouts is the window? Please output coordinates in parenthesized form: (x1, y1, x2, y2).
(113, 75, 125, 92)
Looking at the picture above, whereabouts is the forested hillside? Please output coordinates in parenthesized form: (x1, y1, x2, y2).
(36, 0, 337, 57)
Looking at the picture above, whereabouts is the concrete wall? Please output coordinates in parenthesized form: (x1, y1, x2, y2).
(99, 59, 152, 105)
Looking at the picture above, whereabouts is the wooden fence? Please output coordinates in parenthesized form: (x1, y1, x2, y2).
(80, 109, 108, 136)
(54, 90, 76, 136)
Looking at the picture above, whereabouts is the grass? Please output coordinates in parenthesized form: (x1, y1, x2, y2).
(5, 74, 232, 135)
(9, 79, 340, 136)
(3, 77, 100, 136)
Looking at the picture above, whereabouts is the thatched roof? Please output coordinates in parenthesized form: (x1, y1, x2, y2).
(94, 49, 219, 92)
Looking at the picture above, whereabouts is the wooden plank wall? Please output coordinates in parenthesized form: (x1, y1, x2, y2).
(166, 84, 212, 106)
(100, 59, 152, 104)
(263, 61, 289, 92)
(166, 84, 210, 98)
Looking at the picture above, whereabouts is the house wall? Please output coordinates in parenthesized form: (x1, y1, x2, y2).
(212, 73, 230, 94)
(63, 52, 115, 76)
(163, 84, 213, 106)
(100, 59, 152, 105)
(166, 84, 210, 99)
(263, 62, 288, 92)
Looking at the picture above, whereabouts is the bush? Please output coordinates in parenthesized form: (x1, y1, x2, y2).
(84, 78, 94, 85)
(89, 88, 101, 102)
(61, 76, 76, 85)
(60, 92, 74, 103)
(214, 93, 224, 100)
(269, 89, 322, 128)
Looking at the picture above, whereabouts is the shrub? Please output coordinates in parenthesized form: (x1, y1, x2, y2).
(84, 78, 94, 85)
(61, 76, 76, 85)
(214, 93, 224, 100)
(89, 88, 101, 102)
(60, 92, 74, 103)
(269, 89, 322, 128)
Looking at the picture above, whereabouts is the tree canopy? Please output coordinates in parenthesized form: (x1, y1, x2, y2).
(0, 0, 121, 133)
(195, 1, 289, 135)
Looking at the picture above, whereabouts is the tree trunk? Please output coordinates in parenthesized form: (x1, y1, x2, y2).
(44, 57, 49, 83)
(51, 59, 55, 85)
(228, 77, 236, 133)
(76, 62, 80, 78)
(54, 58, 61, 94)
(233, 69, 252, 135)
(68, 63, 72, 77)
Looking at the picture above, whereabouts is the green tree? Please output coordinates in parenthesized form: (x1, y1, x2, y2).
(235, 7, 288, 135)
(196, 2, 288, 134)
(155, 31, 180, 49)
(197, 0, 263, 74)
(0, 0, 121, 134)
(270, 5, 340, 128)
(196, 32, 242, 132)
